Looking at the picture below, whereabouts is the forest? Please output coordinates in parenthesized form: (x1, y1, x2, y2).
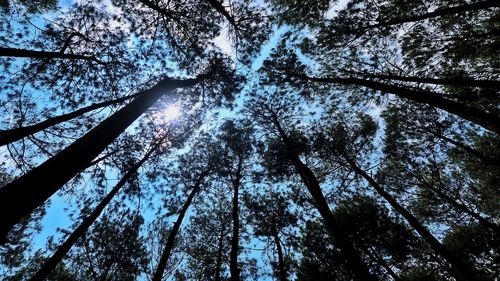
(0, 0, 499, 280)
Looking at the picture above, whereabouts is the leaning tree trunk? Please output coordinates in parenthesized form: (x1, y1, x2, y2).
(300, 74, 500, 135)
(365, 246, 402, 281)
(0, 47, 96, 60)
(270, 114, 376, 281)
(272, 225, 287, 281)
(206, 0, 239, 29)
(426, 131, 499, 166)
(229, 157, 243, 281)
(360, 0, 500, 31)
(0, 92, 141, 146)
(0, 76, 203, 243)
(417, 176, 499, 232)
(152, 171, 209, 281)
(353, 72, 500, 89)
(29, 143, 160, 281)
(345, 157, 481, 281)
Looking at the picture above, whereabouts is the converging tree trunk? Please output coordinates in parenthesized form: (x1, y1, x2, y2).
(0, 92, 141, 146)
(152, 171, 209, 281)
(365, 246, 402, 281)
(430, 133, 499, 166)
(0, 75, 204, 243)
(344, 157, 482, 281)
(416, 176, 499, 232)
(229, 157, 243, 281)
(299, 74, 500, 134)
(206, 0, 239, 29)
(29, 142, 160, 281)
(352, 72, 500, 89)
(270, 113, 376, 281)
(0, 47, 96, 60)
(272, 225, 287, 281)
(359, 0, 500, 31)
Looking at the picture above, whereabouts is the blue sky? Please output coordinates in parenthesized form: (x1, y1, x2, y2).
(20, 16, 289, 279)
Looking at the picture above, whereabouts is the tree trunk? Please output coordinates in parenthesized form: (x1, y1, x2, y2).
(272, 226, 287, 281)
(0, 92, 141, 146)
(152, 171, 208, 281)
(418, 177, 499, 232)
(206, 0, 239, 29)
(431, 133, 499, 166)
(229, 158, 243, 281)
(345, 158, 481, 281)
(301, 74, 500, 134)
(138, 0, 170, 15)
(270, 114, 376, 281)
(0, 76, 203, 243)
(361, 0, 500, 30)
(0, 47, 96, 60)
(29, 145, 159, 281)
(353, 72, 500, 89)
(214, 225, 225, 281)
(365, 246, 401, 281)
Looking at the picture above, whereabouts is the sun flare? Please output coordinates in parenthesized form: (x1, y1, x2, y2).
(162, 104, 181, 121)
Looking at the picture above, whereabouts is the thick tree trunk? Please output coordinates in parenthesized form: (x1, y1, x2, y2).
(29, 145, 158, 281)
(270, 114, 376, 281)
(272, 226, 287, 281)
(0, 93, 140, 146)
(354, 72, 500, 89)
(301, 74, 500, 134)
(0, 76, 202, 243)
(152, 171, 208, 281)
(362, 0, 500, 30)
(229, 158, 242, 281)
(0, 47, 96, 60)
(346, 158, 481, 281)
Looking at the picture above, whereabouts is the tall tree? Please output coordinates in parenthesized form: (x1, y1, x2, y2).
(152, 133, 219, 281)
(248, 96, 376, 281)
(311, 114, 485, 281)
(0, 58, 241, 242)
(29, 132, 172, 281)
(261, 48, 500, 134)
(216, 120, 255, 281)
(244, 190, 297, 281)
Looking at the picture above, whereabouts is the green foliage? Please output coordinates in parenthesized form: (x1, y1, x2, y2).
(1, 0, 499, 280)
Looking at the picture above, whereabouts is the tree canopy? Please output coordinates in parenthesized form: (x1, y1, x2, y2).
(0, 0, 498, 280)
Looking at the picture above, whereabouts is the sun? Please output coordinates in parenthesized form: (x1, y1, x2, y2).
(159, 103, 182, 122)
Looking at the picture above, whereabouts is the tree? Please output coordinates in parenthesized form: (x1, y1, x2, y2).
(216, 120, 255, 281)
(245, 190, 297, 281)
(247, 95, 376, 281)
(180, 188, 233, 280)
(152, 133, 218, 281)
(0, 56, 241, 242)
(261, 47, 500, 134)
(60, 211, 149, 281)
(1, 0, 498, 279)
(29, 131, 172, 281)
(297, 195, 417, 281)
(311, 114, 485, 281)
(0, 92, 141, 146)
